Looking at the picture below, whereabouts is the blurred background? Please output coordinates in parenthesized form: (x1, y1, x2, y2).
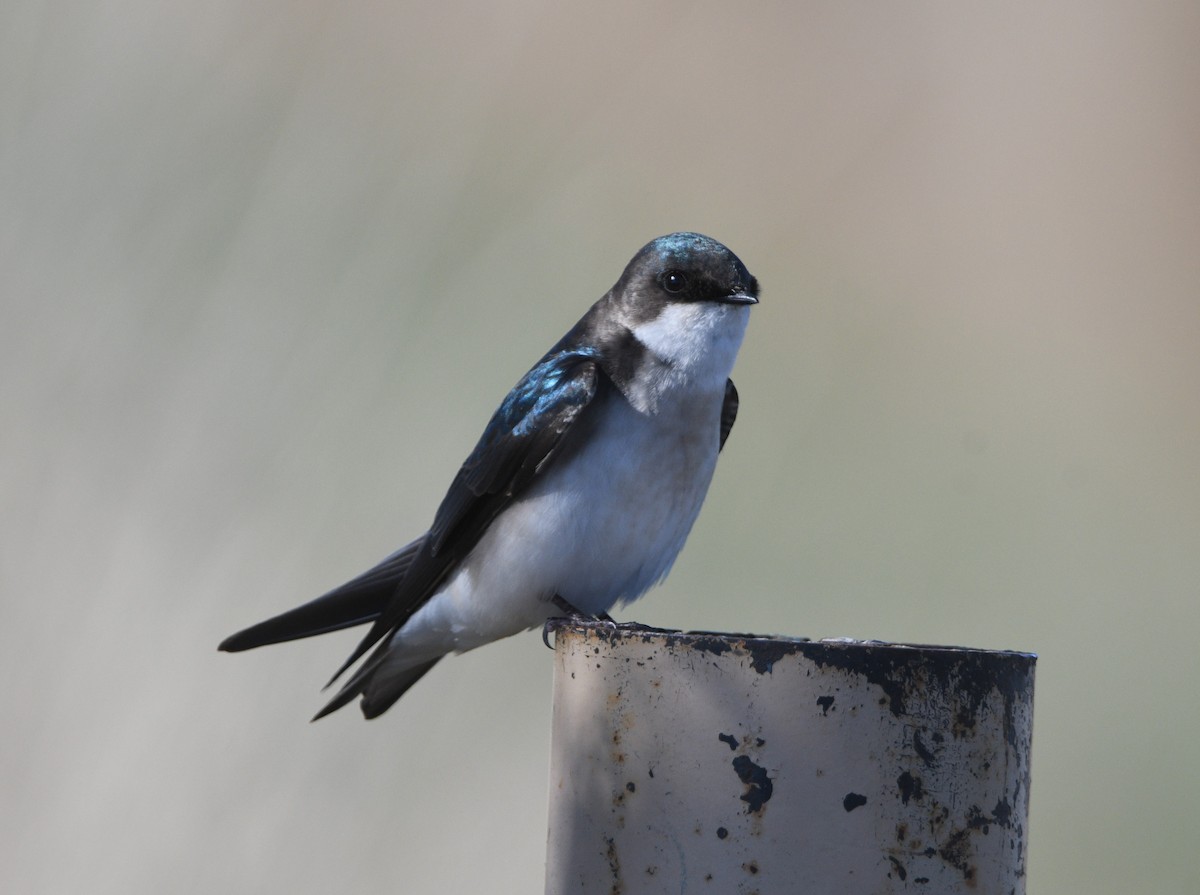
(3, 1, 1198, 892)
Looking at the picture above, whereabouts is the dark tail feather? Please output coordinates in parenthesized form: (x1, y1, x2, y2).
(218, 537, 425, 652)
(362, 658, 441, 719)
(311, 655, 442, 721)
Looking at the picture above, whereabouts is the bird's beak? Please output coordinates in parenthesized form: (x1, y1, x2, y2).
(720, 292, 759, 305)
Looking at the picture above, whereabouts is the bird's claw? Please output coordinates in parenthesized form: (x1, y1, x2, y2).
(542, 595, 618, 648)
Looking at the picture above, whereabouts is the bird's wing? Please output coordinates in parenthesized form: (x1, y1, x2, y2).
(719, 378, 739, 451)
(323, 348, 603, 686)
(218, 536, 426, 652)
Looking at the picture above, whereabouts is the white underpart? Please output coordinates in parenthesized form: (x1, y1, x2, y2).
(374, 300, 751, 681)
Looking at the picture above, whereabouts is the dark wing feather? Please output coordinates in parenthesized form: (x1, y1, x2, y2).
(218, 536, 426, 652)
(323, 349, 602, 686)
(719, 378, 739, 451)
(429, 349, 601, 555)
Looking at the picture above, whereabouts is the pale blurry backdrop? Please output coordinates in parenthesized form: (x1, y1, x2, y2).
(3, 2, 1198, 892)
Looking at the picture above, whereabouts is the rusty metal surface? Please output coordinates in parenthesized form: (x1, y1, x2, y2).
(545, 623, 1035, 894)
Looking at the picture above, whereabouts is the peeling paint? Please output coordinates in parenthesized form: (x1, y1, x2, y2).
(844, 792, 868, 812)
(731, 755, 774, 815)
(898, 771, 925, 805)
(913, 730, 937, 766)
(744, 639, 792, 674)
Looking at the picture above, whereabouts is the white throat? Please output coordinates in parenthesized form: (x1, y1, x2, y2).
(625, 302, 750, 412)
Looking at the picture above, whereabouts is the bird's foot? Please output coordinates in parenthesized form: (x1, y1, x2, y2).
(543, 595, 616, 648)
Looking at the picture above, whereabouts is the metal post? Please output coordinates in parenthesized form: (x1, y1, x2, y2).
(545, 622, 1035, 894)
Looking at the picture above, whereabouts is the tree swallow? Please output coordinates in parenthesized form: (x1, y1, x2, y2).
(219, 232, 759, 719)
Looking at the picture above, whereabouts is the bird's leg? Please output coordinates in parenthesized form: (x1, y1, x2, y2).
(550, 593, 615, 623)
(543, 594, 616, 648)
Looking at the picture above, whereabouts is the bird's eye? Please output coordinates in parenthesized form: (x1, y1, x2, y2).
(661, 271, 689, 294)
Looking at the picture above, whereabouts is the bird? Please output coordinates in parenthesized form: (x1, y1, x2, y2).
(219, 232, 758, 720)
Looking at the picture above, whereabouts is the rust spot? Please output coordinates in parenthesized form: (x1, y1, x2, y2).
(952, 707, 977, 738)
(895, 823, 907, 842)
(742, 861, 760, 875)
(938, 828, 978, 887)
(604, 836, 623, 894)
